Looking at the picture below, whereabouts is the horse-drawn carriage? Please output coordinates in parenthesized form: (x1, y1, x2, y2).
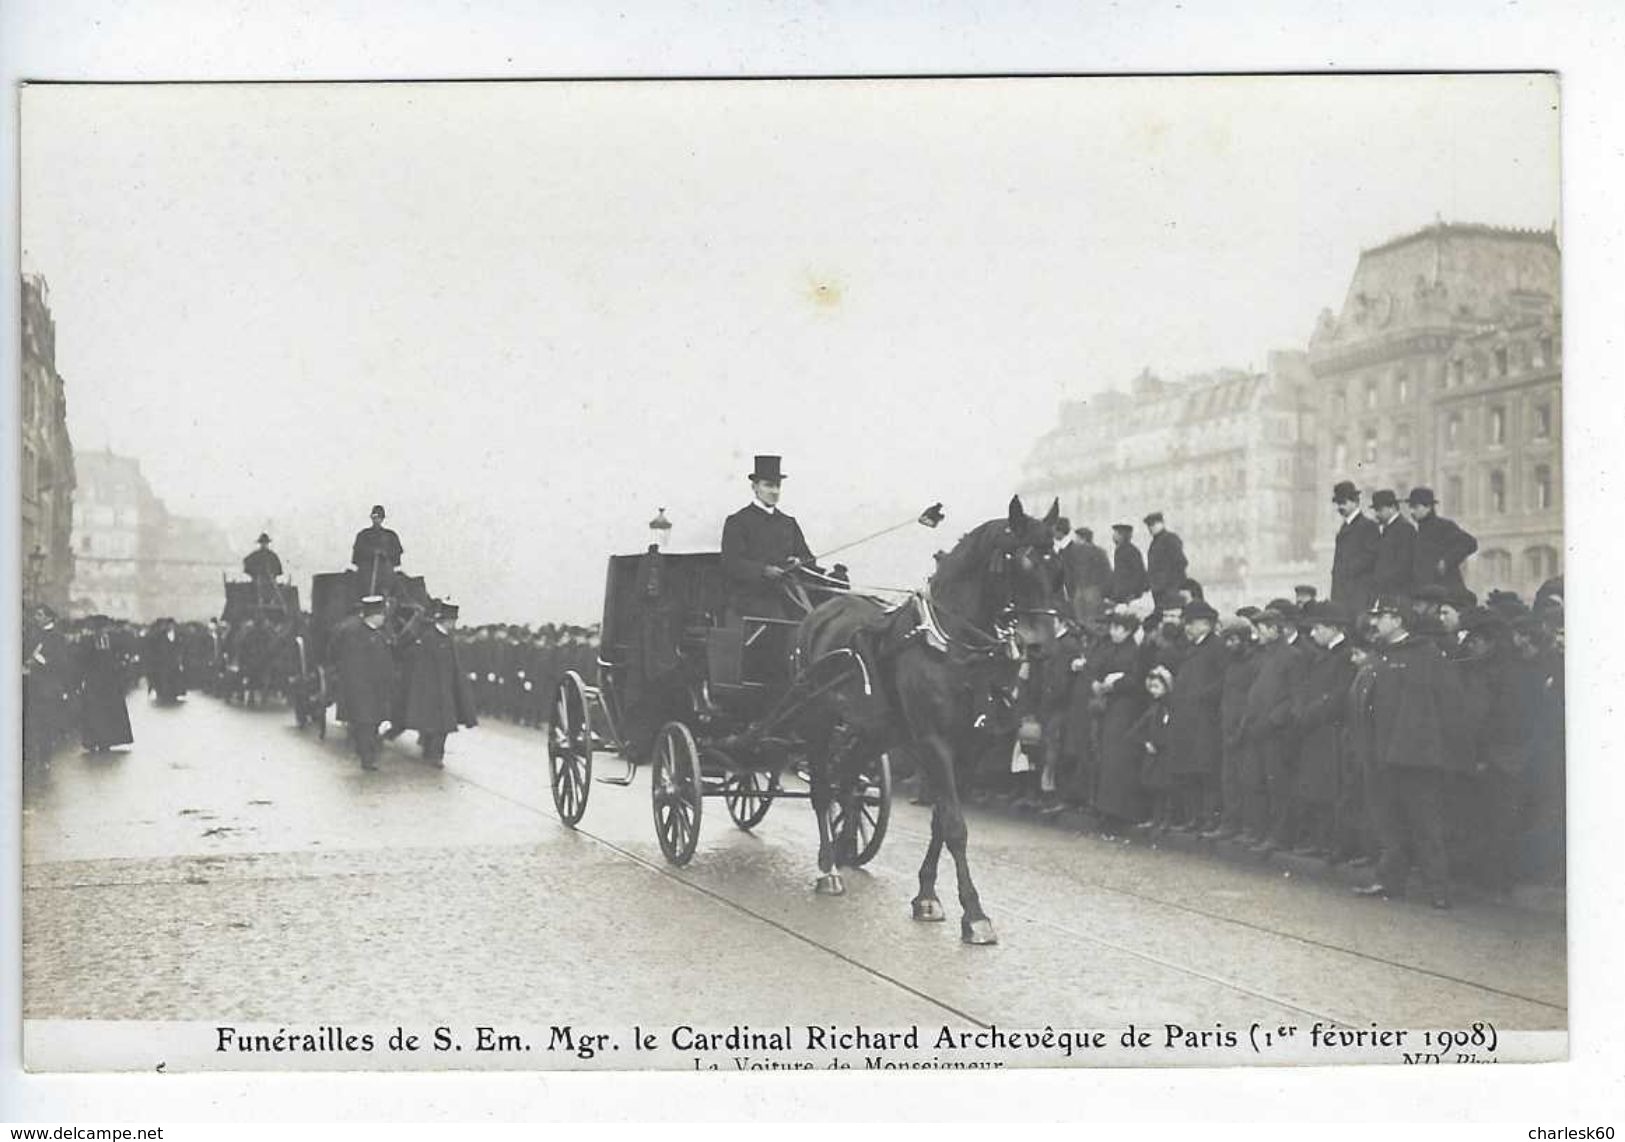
(546, 548, 894, 870)
(549, 497, 1066, 944)
(219, 578, 302, 707)
(294, 569, 435, 737)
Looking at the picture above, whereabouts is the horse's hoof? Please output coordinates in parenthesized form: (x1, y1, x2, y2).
(815, 873, 846, 896)
(961, 918, 998, 945)
(911, 897, 946, 922)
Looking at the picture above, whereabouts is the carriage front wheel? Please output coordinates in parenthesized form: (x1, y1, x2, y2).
(830, 752, 893, 867)
(651, 721, 703, 865)
(548, 670, 593, 827)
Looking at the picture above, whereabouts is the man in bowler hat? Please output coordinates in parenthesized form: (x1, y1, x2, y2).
(1370, 489, 1416, 599)
(1329, 480, 1379, 615)
(1407, 487, 1479, 594)
(720, 455, 816, 621)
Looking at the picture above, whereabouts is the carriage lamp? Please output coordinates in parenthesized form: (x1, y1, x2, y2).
(648, 508, 672, 552)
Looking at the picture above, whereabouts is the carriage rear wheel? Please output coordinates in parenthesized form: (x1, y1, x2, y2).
(723, 770, 775, 831)
(830, 752, 893, 867)
(548, 670, 593, 827)
(651, 721, 703, 865)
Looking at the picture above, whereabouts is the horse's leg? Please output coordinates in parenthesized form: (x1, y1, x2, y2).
(935, 740, 996, 944)
(910, 732, 951, 922)
(808, 739, 844, 896)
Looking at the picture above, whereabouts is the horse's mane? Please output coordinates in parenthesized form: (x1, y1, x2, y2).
(927, 517, 1021, 628)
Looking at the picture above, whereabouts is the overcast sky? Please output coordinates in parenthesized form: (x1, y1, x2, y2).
(20, 75, 1558, 621)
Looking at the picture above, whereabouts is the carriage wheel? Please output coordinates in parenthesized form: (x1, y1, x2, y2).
(548, 671, 593, 827)
(723, 770, 775, 831)
(831, 752, 893, 867)
(651, 721, 703, 866)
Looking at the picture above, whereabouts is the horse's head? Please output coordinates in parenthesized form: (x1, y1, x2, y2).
(932, 495, 1064, 648)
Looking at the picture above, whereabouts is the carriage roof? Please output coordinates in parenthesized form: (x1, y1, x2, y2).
(600, 551, 723, 647)
(221, 580, 301, 625)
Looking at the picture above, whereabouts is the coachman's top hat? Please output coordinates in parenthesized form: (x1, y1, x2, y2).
(1332, 480, 1361, 503)
(750, 455, 786, 482)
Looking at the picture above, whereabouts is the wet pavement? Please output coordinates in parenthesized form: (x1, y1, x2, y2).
(22, 694, 1567, 1033)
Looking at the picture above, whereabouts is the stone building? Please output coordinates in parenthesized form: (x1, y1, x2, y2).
(1020, 351, 1319, 609)
(19, 274, 76, 611)
(1307, 221, 1561, 598)
(70, 449, 235, 620)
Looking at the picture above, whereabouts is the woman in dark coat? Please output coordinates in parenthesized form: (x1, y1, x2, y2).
(142, 618, 187, 704)
(1041, 623, 1098, 809)
(1091, 608, 1146, 832)
(77, 616, 133, 752)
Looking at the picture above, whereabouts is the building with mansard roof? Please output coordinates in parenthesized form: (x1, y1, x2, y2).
(1307, 220, 1561, 598)
(1020, 351, 1318, 609)
(20, 274, 76, 612)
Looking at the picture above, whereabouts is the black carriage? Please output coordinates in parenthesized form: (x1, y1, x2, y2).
(546, 549, 892, 867)
(218, 578, 302, 706)
(295, 569, 434, 737)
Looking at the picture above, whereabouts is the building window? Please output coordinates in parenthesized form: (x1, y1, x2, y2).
(1533, 464, 1553, 510)
(1490, 406, 1506, 445)
(1450, 358, 1465, 388)
(1332, 386, 1347, 416)
(1481, 548, 1513, 583)
(1495, 346, 1509, 377)
(1364, 379, 1378, 409)
(1447, 474, 1464, 509)
(1446, 413, 1461, 450)
(1524, 545, 1560, 583)
(1362, 427, 1378, 464)
(1533, 402, 1552, 440)
(1395, 421, 1413, 458)
(1332, 437, 1348, 471)
(82, 534, 92, 553)
(1538, 334, 1555, 366)
(1395, 370, 1410, 403)
(1489, 469, 1507, 514)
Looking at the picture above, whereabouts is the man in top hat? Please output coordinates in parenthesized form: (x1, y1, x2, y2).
(1056, 522, 1114, 625)
(1353, 595, 1466, 909)
(243, 533, 284, 603)
(1293, 601, 1357, 858)
(352, 505, 405, 597)
(397, 599, 478, 765)
(1370, 489, 1416, 599)
(1166, 600, 1225, 832)
(328, 594, 396, 770)
(1143, 511, 1189, 611)
(1108, 523, 1149, 605)
(1407, 487, 1478, 594)
(1329, 480, 1379, 615)
(720, 455, 817, 621)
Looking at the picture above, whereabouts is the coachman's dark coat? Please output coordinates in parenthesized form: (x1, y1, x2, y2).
(1331, 513, 1380, 614)
(720, 503, 815, 619)
(1372, 517, 1417, 598)
(1168, 631, 1225, 778)
(399, 625, 478, 734)
(1109, 540, 1149, 603)
(1413, 513, 1479, 593)
(1294, 638, 1356, 805)
(329, 616, 396, 727)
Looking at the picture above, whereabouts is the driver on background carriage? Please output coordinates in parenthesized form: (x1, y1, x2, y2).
(243, 533, 283, 605)
(352, 504, 404, 597)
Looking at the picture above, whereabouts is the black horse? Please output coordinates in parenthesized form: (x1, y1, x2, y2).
(796, 495, 1063, 944)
